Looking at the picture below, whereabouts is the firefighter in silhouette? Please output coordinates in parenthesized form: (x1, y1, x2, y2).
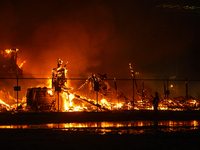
(151, 92, 159, 112)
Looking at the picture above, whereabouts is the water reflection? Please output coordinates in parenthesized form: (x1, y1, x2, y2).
(0, 120, 199, 135)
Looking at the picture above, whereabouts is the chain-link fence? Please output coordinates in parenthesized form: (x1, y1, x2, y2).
(0, 77, 200, 112)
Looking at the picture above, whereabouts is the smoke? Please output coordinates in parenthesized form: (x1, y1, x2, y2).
(0, 0, 199, 98)
(1, 0, 198, 78)
(10, 0, 115, 79)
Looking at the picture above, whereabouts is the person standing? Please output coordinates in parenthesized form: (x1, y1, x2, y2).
(152, 92, 159, 112)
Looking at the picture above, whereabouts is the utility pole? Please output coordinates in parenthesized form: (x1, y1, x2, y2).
(163, 78, 166, 99)
(186, 78, 188, 99)
(164, 77, 169, 110)
(55, 79, 61, 112)
(113, 78, 119, 109)
(94, 81, 99, 112)
(142, 80, 145, 101)
(17, 75, 19, 111)
(58, 91, 59, 112)
(129, 63, 139, 110)
(14, 73, 21, 112)
(96, 91, 98, 112)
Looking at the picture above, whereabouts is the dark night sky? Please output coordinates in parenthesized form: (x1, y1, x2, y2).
(0, 0, 200, 80)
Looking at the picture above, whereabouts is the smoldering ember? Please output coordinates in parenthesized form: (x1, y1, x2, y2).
(0, 48, 200, 124)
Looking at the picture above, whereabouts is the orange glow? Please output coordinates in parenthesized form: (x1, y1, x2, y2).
(0, 99, 11, 111)
(19, 60, 26, 68)
(5, 49, 18, 54)
(100, 99, 111, 109)
(192, 120, 198, 127)
(46, 77, 52, 88)
(0, 120, 199, 135)
(1, 55, 199, 112)
(0, 99, 10, 107)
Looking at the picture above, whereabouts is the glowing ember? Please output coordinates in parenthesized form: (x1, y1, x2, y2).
(19, 60, 26, 68)
(5, 48, 18, 54)
(1, 56, 199, 112)
(0, 99, 11, 111)
(100, 99, 111, 109)
(117, 103, 122, 109)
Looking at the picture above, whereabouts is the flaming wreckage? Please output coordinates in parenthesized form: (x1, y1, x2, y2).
(26, 58, 130, 112)
(0, 49, 199, 112)
(0, 49, 23, 77)
(0, 49, 24, 111)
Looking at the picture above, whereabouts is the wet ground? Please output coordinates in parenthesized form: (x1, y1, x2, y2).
(1, 110, 200, 125)
(1, 128, 200, 150)
(1, 111, 200, 149)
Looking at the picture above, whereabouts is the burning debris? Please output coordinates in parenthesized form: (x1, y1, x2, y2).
(26, 59, 132, 112)
(0, 49, 23, 77)
(0, 89, 25, 112)
(78, 73, 129, 101)
(26, 87, 56, 111)
(0, 51, 200, 112)
(0, 49, 26, 111)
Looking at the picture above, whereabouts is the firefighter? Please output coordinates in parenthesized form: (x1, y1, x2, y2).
(152, 92, 159, 113)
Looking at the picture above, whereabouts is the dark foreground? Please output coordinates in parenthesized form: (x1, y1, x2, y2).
(1, 110, 200, 149)
(1, 128, 200, 150)
(1, 110, 200, 125)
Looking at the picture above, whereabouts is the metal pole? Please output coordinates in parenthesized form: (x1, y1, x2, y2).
(142, 80, 144, 101)
(113, 78, 119, 109)
(58, 91, 59, 112)
(166, 78, 169, 110)
(129, 63, 138, 110)
(164, 78, 166, 99)
(186, 78, 188, 99)
(96, 91, 98, 112)
(17, 76, 18, 111)
(133, 78, 134, 109)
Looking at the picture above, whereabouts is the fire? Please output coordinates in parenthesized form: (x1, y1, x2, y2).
(117, 103, 123, 109)
(47, 90, 53, 95)
(18, 60, 26, 68)
(100, 99, 111, 109)
(0, 99, 11, 111)
(5, 48, 18, 54)
(46, 77, 54, 95)
(0, 99, 10, 107)
(62, 92, 85, 112)
(47, 77, 52, 88)
(1, 56, 198, 113)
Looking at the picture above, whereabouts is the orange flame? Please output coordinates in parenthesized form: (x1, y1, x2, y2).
(5, 49, 18, 54)
(19, 60, 26, 68)
(0, 99, 10, 109)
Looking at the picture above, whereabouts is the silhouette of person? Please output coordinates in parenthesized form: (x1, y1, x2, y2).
(152, 92, 159, 112)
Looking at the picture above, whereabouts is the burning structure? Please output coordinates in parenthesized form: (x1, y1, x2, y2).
(26, 87, 56, 111)
(0, 49, 25, 111)
(0, 49, 23, 77)
(26, 58, 131, 112)
(0, 51, 199, 112)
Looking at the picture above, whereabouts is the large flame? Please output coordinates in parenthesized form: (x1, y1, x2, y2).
(0, 99, 11, 111)
(5, 49, 18, 54)
(0, 55, 199, 112)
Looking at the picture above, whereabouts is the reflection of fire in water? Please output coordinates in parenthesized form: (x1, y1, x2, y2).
(0, 120, 199, 135)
